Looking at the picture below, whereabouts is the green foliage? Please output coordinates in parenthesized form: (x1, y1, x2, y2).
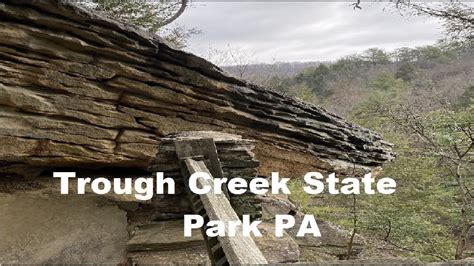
(357, 154, 459, 262)
(288, 66, 472, 262)
(295, 64, 333, 97)
(270, 76, 316, 102)
(292, 83, 317, 103)
(368, 73, 407, 92)
(82, 0, 199, 49)
(347, 77, 472, 261)
(415, 45, 458, 66)
(424, 105, 473, 158)
(362, 48, 391, 65)
(268, 76, 293, 94)
(264, 43, 471, 108)
(418, 46, 447, 61)
(455, 86, 474, 110)
(393, 47, 418, 62)
(350, 73, 407, 131)
(395, 63, 418, 82)
(330, 55, 366, 79)
(287, 179, 310, 210)
(92, 0, 172, 32)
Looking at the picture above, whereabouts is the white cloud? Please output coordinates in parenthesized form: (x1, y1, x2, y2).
(172, 2, 444, 63)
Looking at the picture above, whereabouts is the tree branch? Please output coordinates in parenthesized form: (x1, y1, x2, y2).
(157, 0, 188, 28)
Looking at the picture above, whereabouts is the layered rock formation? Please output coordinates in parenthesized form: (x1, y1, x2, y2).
(0, 0, 393, 179)
(149, 131, 262, 219)
(133, 132, 278, 263)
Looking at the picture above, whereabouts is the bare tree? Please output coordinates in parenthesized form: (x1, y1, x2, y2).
(381, 98, 473, 259)
(346, 194, 359, 259)
(400, 2, 473, 42)
(354, 1, 473, 43)
(204, 45, 257, 80)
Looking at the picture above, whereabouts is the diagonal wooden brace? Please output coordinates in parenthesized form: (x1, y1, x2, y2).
(175, 138, 267, 265)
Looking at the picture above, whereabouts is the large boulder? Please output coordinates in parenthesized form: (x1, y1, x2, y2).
(260, 194, 364, 261)
(253, 222, 300, 263)
(259, 193, 299, 221)
(126, 220, 204, 252)
(289, 213, 364, 260)
(0, 191, 128, 264)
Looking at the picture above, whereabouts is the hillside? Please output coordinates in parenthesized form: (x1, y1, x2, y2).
(224, 44, 473, 117)
(223, 61, 320, 84)
(227, 43, 474, 262)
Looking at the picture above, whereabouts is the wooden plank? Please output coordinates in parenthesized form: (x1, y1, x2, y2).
(175, 138, 267, 264)
(175, 138, 223, 181)
(183, 158, 267, 265)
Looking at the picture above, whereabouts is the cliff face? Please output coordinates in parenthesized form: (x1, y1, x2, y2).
(0, 0, 393, 178)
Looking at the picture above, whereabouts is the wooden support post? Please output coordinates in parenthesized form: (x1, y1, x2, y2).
(175, 138, 267, 265)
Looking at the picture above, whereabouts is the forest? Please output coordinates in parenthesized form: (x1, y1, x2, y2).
(227, 42, 473, 262)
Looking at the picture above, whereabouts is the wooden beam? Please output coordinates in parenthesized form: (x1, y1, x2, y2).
(175, 138, 267, 265)
(183, 158, 267, 265)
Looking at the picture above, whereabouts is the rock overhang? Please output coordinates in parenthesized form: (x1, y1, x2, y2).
(0, 0, 394, 179)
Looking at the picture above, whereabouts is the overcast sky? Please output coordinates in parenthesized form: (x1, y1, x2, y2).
(172, 2, 445, 64)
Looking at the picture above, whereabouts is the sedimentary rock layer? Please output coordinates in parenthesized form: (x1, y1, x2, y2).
(149, 131, 263, 219)
(0, 0, 394, 178)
